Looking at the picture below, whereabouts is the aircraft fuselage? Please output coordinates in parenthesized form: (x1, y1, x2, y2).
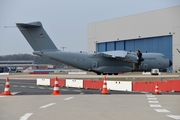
(34, 50, 170, 74)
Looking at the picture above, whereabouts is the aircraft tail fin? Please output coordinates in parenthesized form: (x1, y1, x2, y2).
(16, 21, 58, 51)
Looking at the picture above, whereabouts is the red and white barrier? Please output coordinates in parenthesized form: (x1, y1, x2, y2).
(133, 80, 180, 92)
(107, 81, 132, 91)
(30, 72, 49, 74)
(83, 80, 103, 90)
(66, 79, 83, 88)
(36, 78, 50, 86)
(0, 73, 9, 75)
(36, 77, 180, 93)
(50, 78, 65, 87)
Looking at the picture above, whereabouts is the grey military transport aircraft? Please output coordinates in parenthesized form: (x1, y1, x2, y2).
(16, 21, 172, 75)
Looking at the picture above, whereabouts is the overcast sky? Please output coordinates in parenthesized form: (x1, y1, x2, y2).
(0, 0, 180, 55)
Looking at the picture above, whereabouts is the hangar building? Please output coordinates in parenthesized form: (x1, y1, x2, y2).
(88, 5, 180, 71)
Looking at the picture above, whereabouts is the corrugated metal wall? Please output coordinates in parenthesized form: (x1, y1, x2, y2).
(97, 35, 172, 61)
(115, 41, 124, 50)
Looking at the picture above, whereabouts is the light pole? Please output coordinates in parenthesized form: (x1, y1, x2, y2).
(61, 47, 66, 51)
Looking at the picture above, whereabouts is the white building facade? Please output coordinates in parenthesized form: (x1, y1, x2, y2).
(88, 5, 180, 71)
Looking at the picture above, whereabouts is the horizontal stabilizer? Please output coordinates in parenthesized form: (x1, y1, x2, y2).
(16, 21, 42, 28)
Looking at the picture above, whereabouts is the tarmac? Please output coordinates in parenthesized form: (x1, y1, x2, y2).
(0, 72, 179, 81)
(0, 94, 179, 120)
(0, 73, 179, 120)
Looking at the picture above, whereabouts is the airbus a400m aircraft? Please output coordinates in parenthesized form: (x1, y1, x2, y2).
(16, 21, 172, 75)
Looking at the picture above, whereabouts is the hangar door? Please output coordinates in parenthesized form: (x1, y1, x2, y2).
(97, 35, 172, 61)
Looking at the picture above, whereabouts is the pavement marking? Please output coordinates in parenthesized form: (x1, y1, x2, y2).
(12, 85, 18, 87)
(11, 92, 20, 95)
(20, 86, 26, 88)
(73, 90, 82, 92)
(80, 92, 84, 95)
(0, 92, 19, 97)
(40, 103, 56, 109)
(167, 115, 180, 120)
(38, 87, 46, 89)
(154, 109, 170, 113)
(145, 92, 178, 119)
(146, 95, 155, 97)
(48, 88, 53, 90)
(150, 104, 161, 107)
(60, 89, 69, 91)
(64, 97, 74, 101)
(148, 98, 157, 100)
(20, 113, 33, 120)
(29, 86, 35, 89)
(149, 101, 159, 103)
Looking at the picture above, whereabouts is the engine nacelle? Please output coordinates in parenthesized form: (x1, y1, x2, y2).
(119, 53, 139, 63)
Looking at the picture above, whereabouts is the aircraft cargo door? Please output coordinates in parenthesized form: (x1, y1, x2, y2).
(92, 61, 98, 69)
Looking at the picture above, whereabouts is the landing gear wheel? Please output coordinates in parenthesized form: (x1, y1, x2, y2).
(97, 72, 101, 75)
(108, 73, 112, 75)
(114, 73, 118, 75)
(102, 73, 107, 75)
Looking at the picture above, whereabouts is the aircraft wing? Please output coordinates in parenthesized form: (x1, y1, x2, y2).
(98, 50, 139, 63)
(98, 51, 127, 58)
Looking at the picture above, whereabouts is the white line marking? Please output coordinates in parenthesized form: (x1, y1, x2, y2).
(40, 103, 56, 109)
(150, 104, 161, 107)
(73, 90, 82, 92)
(149, 101, 159, 103)
(167, 115, 180, 119)
(20, 86, 26, 88)
(11, 92, 20, 95)
(12, 85, 18, 87)
(147, 95, 155, 97)
(80, 93, 84, 95)
(64, 97, 74, 100)
(60, 89, 69, 91)
(20, 113, 33, 120)
(154, 109, 170, 113)
(38, 87, 45, 89)
(48, 88, 53, 90)
(148, 98, 157, 100)
(29, 86, 35, 88)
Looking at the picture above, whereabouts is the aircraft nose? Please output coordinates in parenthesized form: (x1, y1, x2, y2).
(169, 60, 172, 67)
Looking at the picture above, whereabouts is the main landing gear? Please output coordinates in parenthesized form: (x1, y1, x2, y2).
(96, 73, 118, 75)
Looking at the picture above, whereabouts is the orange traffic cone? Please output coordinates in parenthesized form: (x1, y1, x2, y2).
(101, 76, 109, 94)
(154, 83, 160, 95)
(52, 76, 61, 95)
(0, 77, 12, 96)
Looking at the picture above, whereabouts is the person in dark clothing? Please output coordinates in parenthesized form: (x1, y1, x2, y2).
(137, 49, 142, 60)
(136, 49, 143, 68)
